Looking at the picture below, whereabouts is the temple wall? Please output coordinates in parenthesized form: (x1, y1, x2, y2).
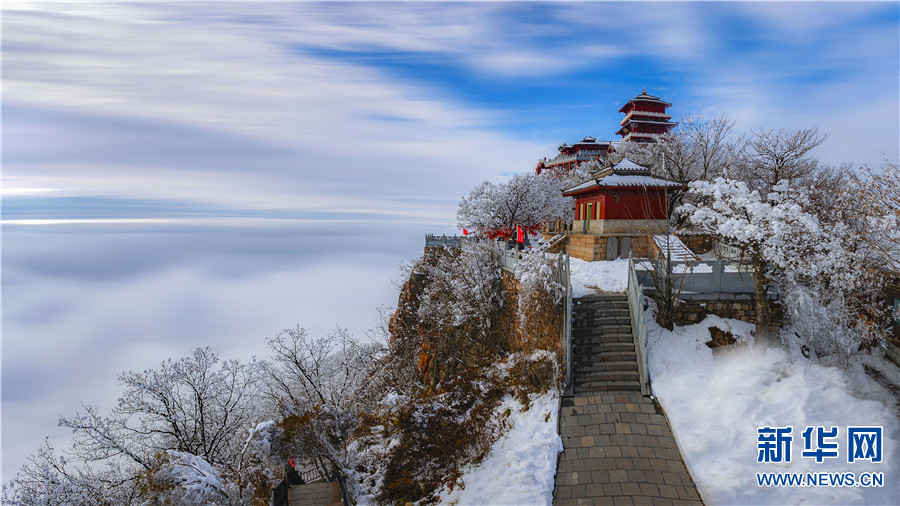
(572, 219, 668, 235)
(566, 233, 655, 262)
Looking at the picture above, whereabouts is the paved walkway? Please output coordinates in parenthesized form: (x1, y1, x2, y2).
(553, 392, 703, 506)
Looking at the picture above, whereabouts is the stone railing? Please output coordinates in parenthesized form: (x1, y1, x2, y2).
(627, 255, 651, 396)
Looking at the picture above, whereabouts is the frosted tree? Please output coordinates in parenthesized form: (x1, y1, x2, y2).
(615, 115, 741, 225)
(7, 348, 270, 503)
(680, 177, 886, 366)
(854, 160, 900, 275)
(457, 172, 573, 238)
(514, 250, 566, 352)
(416, 243, 505, 375)
(731, 126, 828, 196)
(263, 327, 383, 480)
(147, 450, 249, 505)
(2, 438, 141, 505)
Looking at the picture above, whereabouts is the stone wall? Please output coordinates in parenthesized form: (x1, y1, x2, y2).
(673, 299, 782, 327)
(572, 218, 668, 235)
(566, 234, 654, 262)
(675, 233, 713, 254)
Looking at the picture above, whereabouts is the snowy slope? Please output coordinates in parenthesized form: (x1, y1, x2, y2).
(442, 391, 562, 506)
(646, 311, 900, 505)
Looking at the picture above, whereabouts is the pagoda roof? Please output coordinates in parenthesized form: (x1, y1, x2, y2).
(562, 158, 682, 195)
(618, 89, 672, 112)
(616, 119, 678, 135)
(561, 136, 615, 150)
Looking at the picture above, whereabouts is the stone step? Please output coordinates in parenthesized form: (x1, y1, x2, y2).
(574, 360, 638, 373)
(574, 380, 641, 393)
(572, 316, 632, 328)
(575, 294, 628, 303)
(575, 370, 640, 383)
(573, 342, 635, 354)
(573, 309, 631, 319)
(574, 349, 637, 362)
(573, 327, 633, 338)
(573, 333, 634, 344)
(573, 304, 630, 313)
(287, 481, 343, 506)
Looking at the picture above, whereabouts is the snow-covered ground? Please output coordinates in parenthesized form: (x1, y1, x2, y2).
(647, 310, 900, 505)
(442, 391, 562, 505)
(569, 257, 629, 296)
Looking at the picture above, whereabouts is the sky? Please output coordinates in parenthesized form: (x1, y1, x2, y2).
(2, 0, 899, 481)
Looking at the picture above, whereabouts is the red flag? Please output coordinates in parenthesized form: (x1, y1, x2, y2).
(516, 225, 524, 244)
(462, 228, 468, 236)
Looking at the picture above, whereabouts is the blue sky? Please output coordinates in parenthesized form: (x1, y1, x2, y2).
(2, 0, 898, 479)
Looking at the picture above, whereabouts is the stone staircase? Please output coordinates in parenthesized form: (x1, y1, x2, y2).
(286, 481, 343, 506)
(571, 294, 640, 394)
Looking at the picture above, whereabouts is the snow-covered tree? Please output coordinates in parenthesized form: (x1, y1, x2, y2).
(417, 243, 504, 361)
(147, 450, 249, 505)
(263, 327, 382, 481)
(457, 172, 573, 238)
(6, 348, 270, 504)
(2, 438, 141, 505)
(614, 115, 742, 225)
(731, 126, 828, 196)
(680, 177, 886, 366)
(61, 348, 265, 474)
(514, 250, 566, 351)
(854, 161, 900, 275)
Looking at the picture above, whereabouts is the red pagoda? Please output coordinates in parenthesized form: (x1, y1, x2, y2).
(616, 89, 677, 142)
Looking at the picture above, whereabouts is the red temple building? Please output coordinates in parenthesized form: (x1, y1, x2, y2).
(534, 89, 684, 260)
(535, 136, 616, 175)
(616, 89, 677, 142)
(561, 158, 684, 261)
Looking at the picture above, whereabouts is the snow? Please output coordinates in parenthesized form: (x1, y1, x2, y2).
(611, 157, 647, 172)
(442, 391, 562, 506)
(646, 308, 900, 505)
(652, 234, 698, 262)
(155, 450, 228, 503)
(569, 257, 630, 296)
(563, 174, 680, 194)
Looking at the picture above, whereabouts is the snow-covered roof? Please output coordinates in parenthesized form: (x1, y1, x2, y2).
(611, 157, 646, 172)
(562, 172, 682, 195)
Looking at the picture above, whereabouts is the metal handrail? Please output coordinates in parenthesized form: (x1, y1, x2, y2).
(627, 255, 651, 396)
(332, 466, 352, 506)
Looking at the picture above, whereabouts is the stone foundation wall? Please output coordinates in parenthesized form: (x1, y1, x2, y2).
(566, 234, 654, 262)
(572, 219, 668, 235)
(673, 299, 782, 327)
(675, 233, 713, 254)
